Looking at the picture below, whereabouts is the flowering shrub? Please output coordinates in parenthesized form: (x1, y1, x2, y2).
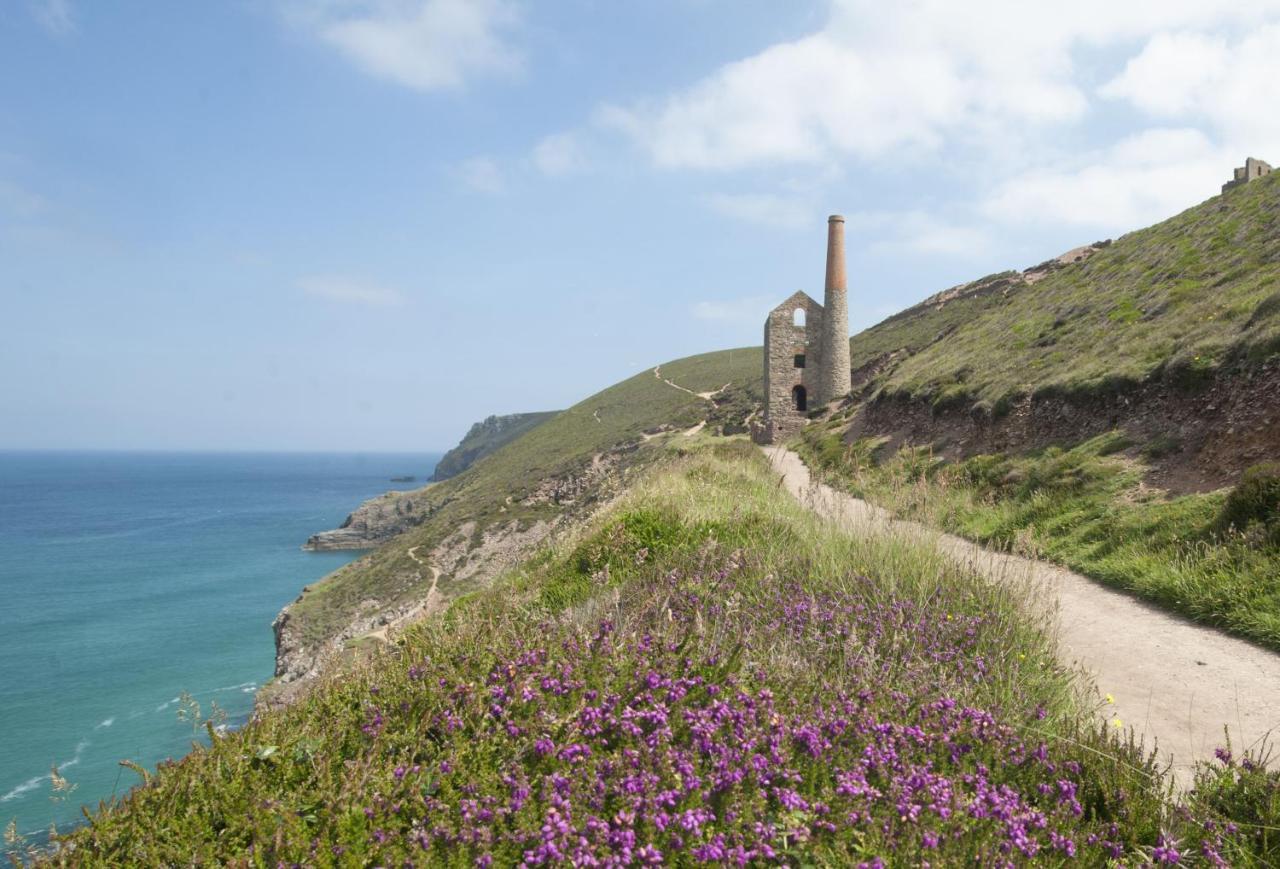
(41, 450, 1277, 865)
(344, 564, 1247, 866)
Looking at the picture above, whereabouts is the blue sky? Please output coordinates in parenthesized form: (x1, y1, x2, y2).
(3, 0, 1278, 450)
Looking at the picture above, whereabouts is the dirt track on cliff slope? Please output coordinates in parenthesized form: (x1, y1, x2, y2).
(764, 445, 1280, 787)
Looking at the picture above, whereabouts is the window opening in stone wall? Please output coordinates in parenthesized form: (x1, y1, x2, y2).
(794, 354, 805, 368)
(793, 308, 805, 328)
(792, 384, 807, 412)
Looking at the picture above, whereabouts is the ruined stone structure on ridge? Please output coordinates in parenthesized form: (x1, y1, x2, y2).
(754, 215, 852, 444)
(1223, 157, 1273, 192)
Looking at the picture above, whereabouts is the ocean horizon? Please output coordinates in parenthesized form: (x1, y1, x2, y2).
(0, 450, 440, 842)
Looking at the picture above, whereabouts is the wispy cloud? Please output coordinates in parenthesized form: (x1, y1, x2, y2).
(531, 132, 586, 177)
(297, 275, 406, 306)
(284, 0, 521, 92)
(982, 128, 1228, 231)
(704, 193, 813, 229)
(29, 0, 74, 36)
(456, 156, 505, 194)
(849, 210, 993, 258)
(690, 295, 775, 324)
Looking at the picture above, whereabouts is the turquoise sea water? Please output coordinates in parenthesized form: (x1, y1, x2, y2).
(0, 451, 439, 843)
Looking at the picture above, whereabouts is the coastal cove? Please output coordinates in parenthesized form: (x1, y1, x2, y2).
(0, 451, 439, 843)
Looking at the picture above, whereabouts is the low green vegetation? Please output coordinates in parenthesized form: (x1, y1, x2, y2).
(285, 347, 763, 653)
(797, 425, 1280, 650)
(852, 174, 1280, 408)
(32, 443, 1280, 865)
(430, 411, 560, 482)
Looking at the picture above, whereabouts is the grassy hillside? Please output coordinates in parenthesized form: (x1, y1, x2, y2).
(280, 347, 762, 660)
(801, 174, 1280, 650)
(430, 412, 560, 482)
(39, 443, 1280, 864)
(855, 173, 1280, 408)
(798, 426, 1280, 650)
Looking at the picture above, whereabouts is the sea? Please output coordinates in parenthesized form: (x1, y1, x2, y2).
(0, 451, 439, 845)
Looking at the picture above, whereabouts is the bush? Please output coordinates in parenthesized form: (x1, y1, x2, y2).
(1220, 462, 1280, 546)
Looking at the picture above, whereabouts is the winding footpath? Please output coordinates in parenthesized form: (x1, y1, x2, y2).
(367, 544, 442, 644)
(765, 445, 1280, 787)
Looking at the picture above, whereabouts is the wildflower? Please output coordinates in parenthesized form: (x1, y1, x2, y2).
(1111, 717, 1123, 729)
(1104, 693, 1114, 704)
(1153, 834, 1181, 864)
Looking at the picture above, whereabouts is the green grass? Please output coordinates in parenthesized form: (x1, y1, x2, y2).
(430, 411, 560, 482)
(797, 424, 1280, 650)
(33, 442, 1280, 865)
(851, 174, 1280, 407)
(281, 347, 763, 657)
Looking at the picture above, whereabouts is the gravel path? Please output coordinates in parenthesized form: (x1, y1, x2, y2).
(765, 445, 1280, 786)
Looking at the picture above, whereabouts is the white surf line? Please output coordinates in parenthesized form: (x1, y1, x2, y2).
(764, 444, 1280, 789)
(652, 366, 728, 403)
(2, 740, 90, 803)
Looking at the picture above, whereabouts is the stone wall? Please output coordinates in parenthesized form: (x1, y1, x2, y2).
(1223, 157, 1273, 192)
(760, 291, 824, 443)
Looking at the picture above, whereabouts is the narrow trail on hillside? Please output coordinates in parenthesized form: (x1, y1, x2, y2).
(652, 366, 729, 401)
(764, 445, 1280, 786)
(368, 545, 442, 643)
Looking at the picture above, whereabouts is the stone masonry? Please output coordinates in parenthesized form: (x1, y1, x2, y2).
(755, 216, 851, 444)
(1223, 157, 1272, 192)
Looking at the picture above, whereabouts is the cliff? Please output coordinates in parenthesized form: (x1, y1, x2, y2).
(431, 411, 558, 482)
(301, 487, 440, 551)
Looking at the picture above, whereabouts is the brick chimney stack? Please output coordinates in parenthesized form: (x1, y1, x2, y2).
(816, 215, 851, 406)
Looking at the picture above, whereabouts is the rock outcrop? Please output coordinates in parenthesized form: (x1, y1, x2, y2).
(431, 411, 558, 482)
(303, 488, 440, 551)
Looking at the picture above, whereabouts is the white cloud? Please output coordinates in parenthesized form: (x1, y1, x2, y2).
(600, 0, 1280, 177)
(531, 132, 585, 176)
(1101, 26, 1280, 153)
(982, 128, 1228, 231)
(844, 210, 992, 257)
(691, 295, 776, 324)
(298, 275, 406, 306)
(288, 0, 521, 91)
(456, 156, 505, 194)
(30, 0, 74, 36)
(704, 193, 813, 229)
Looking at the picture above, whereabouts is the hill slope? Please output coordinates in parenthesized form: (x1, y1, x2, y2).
(861, 173, 1280, 409)
(802, 173, 1280, 649)
(47, 444, 1280, 865)
(431, 411, 560, 482)
(266, 347, 762, 703)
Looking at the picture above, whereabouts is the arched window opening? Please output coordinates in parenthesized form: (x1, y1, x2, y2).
(792, 384, 807, 412)
(793, 308, 805, 328)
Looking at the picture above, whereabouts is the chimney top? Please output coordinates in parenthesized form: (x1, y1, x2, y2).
(828, 214, 845, 223)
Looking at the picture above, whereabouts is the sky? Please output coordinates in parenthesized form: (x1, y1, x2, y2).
(3, 0, 1279, 451)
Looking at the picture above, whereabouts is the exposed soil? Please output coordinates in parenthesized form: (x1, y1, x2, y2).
(845, 358, 1280, 493)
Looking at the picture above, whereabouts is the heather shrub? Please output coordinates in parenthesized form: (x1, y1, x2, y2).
(31, 447, 1275, 865)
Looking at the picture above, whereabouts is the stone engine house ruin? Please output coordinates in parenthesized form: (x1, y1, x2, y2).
(755, 215, 851, 444)
(1223, 157, 1273, 192)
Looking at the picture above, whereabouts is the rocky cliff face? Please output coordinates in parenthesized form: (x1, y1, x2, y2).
(303, 488, 442, 551)
(301, 411, 555, 551)
(431, 411, 558, 482)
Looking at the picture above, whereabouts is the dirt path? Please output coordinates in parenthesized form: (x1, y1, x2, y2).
(765, 446, 1280, 786)
(653, 366, 729, 401)
(367, 545, 443, 643)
